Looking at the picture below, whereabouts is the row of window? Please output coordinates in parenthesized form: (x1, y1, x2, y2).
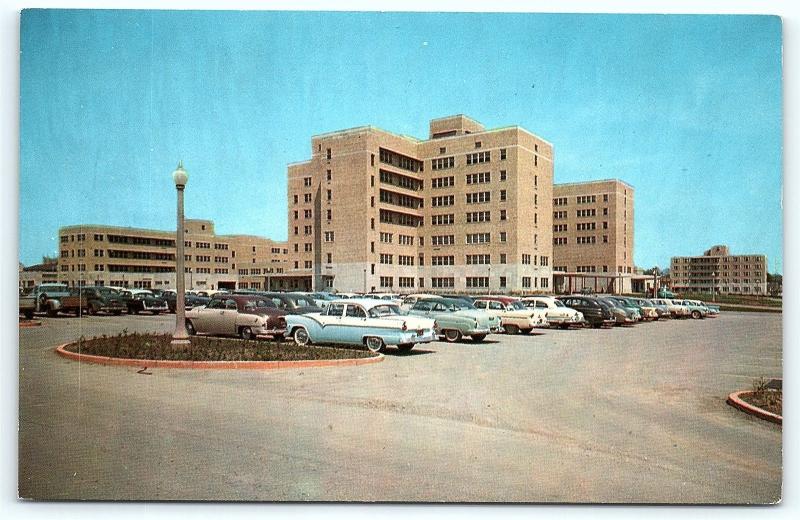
(553, 236, 609, 245)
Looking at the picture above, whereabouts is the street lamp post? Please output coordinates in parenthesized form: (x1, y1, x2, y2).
(487, 265, 492, 295)
(363, 268, 367, 294)
(171, 162, 190, 347)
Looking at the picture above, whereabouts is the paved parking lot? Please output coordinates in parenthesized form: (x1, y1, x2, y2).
(18, 312, 781, 503)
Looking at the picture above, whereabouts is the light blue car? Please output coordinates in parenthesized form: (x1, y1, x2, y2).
(284, 298, 437, 353)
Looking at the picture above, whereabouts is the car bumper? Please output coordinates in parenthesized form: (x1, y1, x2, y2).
(98, 304, 127, 312)
(398, 329, 438, 344)
(254, 327, 287, 338)
(465, 327, 492, 336)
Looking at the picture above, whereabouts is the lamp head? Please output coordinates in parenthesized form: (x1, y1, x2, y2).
(172, 161, 188, 187)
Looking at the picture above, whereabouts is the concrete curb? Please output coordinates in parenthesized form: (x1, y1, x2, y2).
(55, 342, 384, 370)
(727, 390, 782, 425)
(19, 319, 42, 328)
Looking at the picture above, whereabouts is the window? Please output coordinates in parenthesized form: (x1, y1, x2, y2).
(466, 191, 491, 204)
(431, 235, 455, 246)
(304, 193, 312, 203)
(303, 177, 312, 187)
(466, 233, 491, 244)
(398, 277, 415, 288)
(324, 231, 335, 242)
(432, 213, 455, 226)
(327, 209, 332, 220)
(466, 211, 491, 223)
(304, 209, 312, 219)
(500, 190, 507, 202)
(466, 254, 491, 265)
(522, 254, 531, 265)
(327, 169, 332, 181)
(475, 141, 482, 149)
(432, 255, 455, 266)
(380, 276, 394, 288)
(432, 195, 455, 207)
(326, 148, 332, 159)
(466, 277, 489, 288)
(500, 232, 507, 242)
(432, 176, 455, 189)
(500, 148, 507, 160)
(431, 277, 455, 288)
(466, 151, 491, 165)
(522, 277, 532, 288)
(466, 172, 490, 184)
(500, 253, 507, 264)
(431, 157, 455, 170)
(500, 170, 507, 181)
(540, 256, 549, 266)
(500, 210, 507, 221)
(327, 190, 332, 201)
(380, 254, 393, 264)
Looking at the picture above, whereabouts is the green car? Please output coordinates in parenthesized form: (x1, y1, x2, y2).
(407, 297, 500, 343)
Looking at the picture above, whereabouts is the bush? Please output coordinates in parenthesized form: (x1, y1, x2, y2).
(65, 332, 376, 362)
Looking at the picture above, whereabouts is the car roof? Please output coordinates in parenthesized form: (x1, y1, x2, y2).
(328, 298, 399, 309)
(474, 296, 518, 303)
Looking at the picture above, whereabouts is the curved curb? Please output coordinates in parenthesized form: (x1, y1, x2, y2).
(19, 319, 42, 328)
(727, 390, 782, 425)
(55, 342, 383, 370)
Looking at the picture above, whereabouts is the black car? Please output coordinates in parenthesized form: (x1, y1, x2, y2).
(119, 289, 169, 314)
(160, 291, 211, 313)
(261, 292, 322, 314)
(556, 295, 615, 328)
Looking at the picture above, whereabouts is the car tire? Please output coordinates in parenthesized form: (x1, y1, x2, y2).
(23, 310, 34, 320)
(443, 329, 461, 343)
(113, 310, 122, 316)
(365, 336, 385, 353)
(521, 328, 533, 334)
(503, 324, 520, 335)
(470, 334, 487, 342)
(240, 327, 255, 340)
(293, 327, 310, 346)
(47, 307, 58, 318)
(88, 305, 98, 316)
(185, 320, 196, 336)
(691, 310, 701, 319)
(397, 343, 414, 353)
(273, 334, 285, 341)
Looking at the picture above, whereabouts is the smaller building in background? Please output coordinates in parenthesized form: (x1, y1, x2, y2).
(670, 245, 767, 295)
(19, 259, 59, 289)
(55, 220, 288, 290)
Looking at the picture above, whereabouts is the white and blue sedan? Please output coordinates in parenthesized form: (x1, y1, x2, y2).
(285, 298, 437, 353)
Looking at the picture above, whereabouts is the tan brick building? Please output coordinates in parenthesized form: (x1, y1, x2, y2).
(56, 220, 288, 290)
(285, 115, 554, 294)
(551, 179, 635, 294)
(670, 245, 767, 294)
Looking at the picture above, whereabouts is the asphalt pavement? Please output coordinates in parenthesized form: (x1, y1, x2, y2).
(18, 312, 782, 503)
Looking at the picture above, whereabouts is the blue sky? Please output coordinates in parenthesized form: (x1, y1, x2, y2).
(19, 10, 783, 272)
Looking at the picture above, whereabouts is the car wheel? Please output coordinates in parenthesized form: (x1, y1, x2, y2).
(365, 336, 385, 353)
(88, 305, 98, 316)
(185, 320, 196, 336)
(240, 327, 255, 340)
(561, 323, 570, 330)
(503, 324, 520, 335)
(293, 327, 310, 346)
(47, 307, 58, 318)
(397, 343, 414, 353)
(470, 334, 487, 342)
(521, 328, 533, 334)
(443, 329, 461, 343)
(691, 310, 701, 319)
(113, 310, 122, 316)
(23, 310, 34, 319)
(273, 333, 285, 341)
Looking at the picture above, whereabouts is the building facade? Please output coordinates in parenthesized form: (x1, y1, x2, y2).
(286, 115, 554, 294)
(56, 220, 288, 290)
(670, 245, 767, 294)
(19, 260, 59, 289)
(551, 179, 635, 294)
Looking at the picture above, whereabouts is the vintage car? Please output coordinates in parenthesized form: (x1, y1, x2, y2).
(185, 295, 287, 340)
(284, 299, 436, 353)
(597, 296, 638, 325)
(160, 290, 211, 313)
(472, 296, 548, 334)
(634, 298, 671, 319)
(399, 293, 441, 312)
(651, 298, 690, 318)
(607, 296, 646, 321)
(19, 283, 71, 318)
(406, 297, 500, 342)
(520, 296, 585, 329)
(678, 299, 708, 319)
(261, 292, 322, 314)
(119, 289, 169, 314)
(49, 286, 127, 316)
(556, 296, 615, 328)
(619, 297, 659, 321)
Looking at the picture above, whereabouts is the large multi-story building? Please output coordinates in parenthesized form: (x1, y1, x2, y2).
(285, 115, 554, 294)
(551, 179, 635, 294)
(56, 220, 289, 290)
(670, 245, 767, 294)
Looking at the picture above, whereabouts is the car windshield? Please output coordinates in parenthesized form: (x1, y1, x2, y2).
(446, 300, 474, 311)
(507, 301, 526, 310)
(368, 304, 402, 318)
(289, 296, 314, 307)
(553, 299, 565, 307)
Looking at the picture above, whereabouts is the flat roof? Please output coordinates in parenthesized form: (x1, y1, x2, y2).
(554, 178, 635, 189)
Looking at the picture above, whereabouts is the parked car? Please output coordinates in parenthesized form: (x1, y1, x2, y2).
(406, 297, 500, 342)
(657, 288, 676, 298)
(160, 290, 211, 313)
(307, 292, 339, 309)
(473, 296, 547, 334)
(399, 293, 441, 312)
(556, 296, 615, 328)
(19, 283, 71, 318)
(51, 286, 127, 316)
(635, 298, 671, 319)
(651, 298, 690, 318)
(607, 296, 645, 321)
(185, 295, 287, 340)
(597, 296, 638, 325)
(119, 289, 169, 314)
(619, 297, 659, 321)
(285, 299, 437, 353)
(261, 292, 322, 314)
(520, 296, 585, 329)
(678, 299, 708, 319)
(195, 289, 229, 298)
